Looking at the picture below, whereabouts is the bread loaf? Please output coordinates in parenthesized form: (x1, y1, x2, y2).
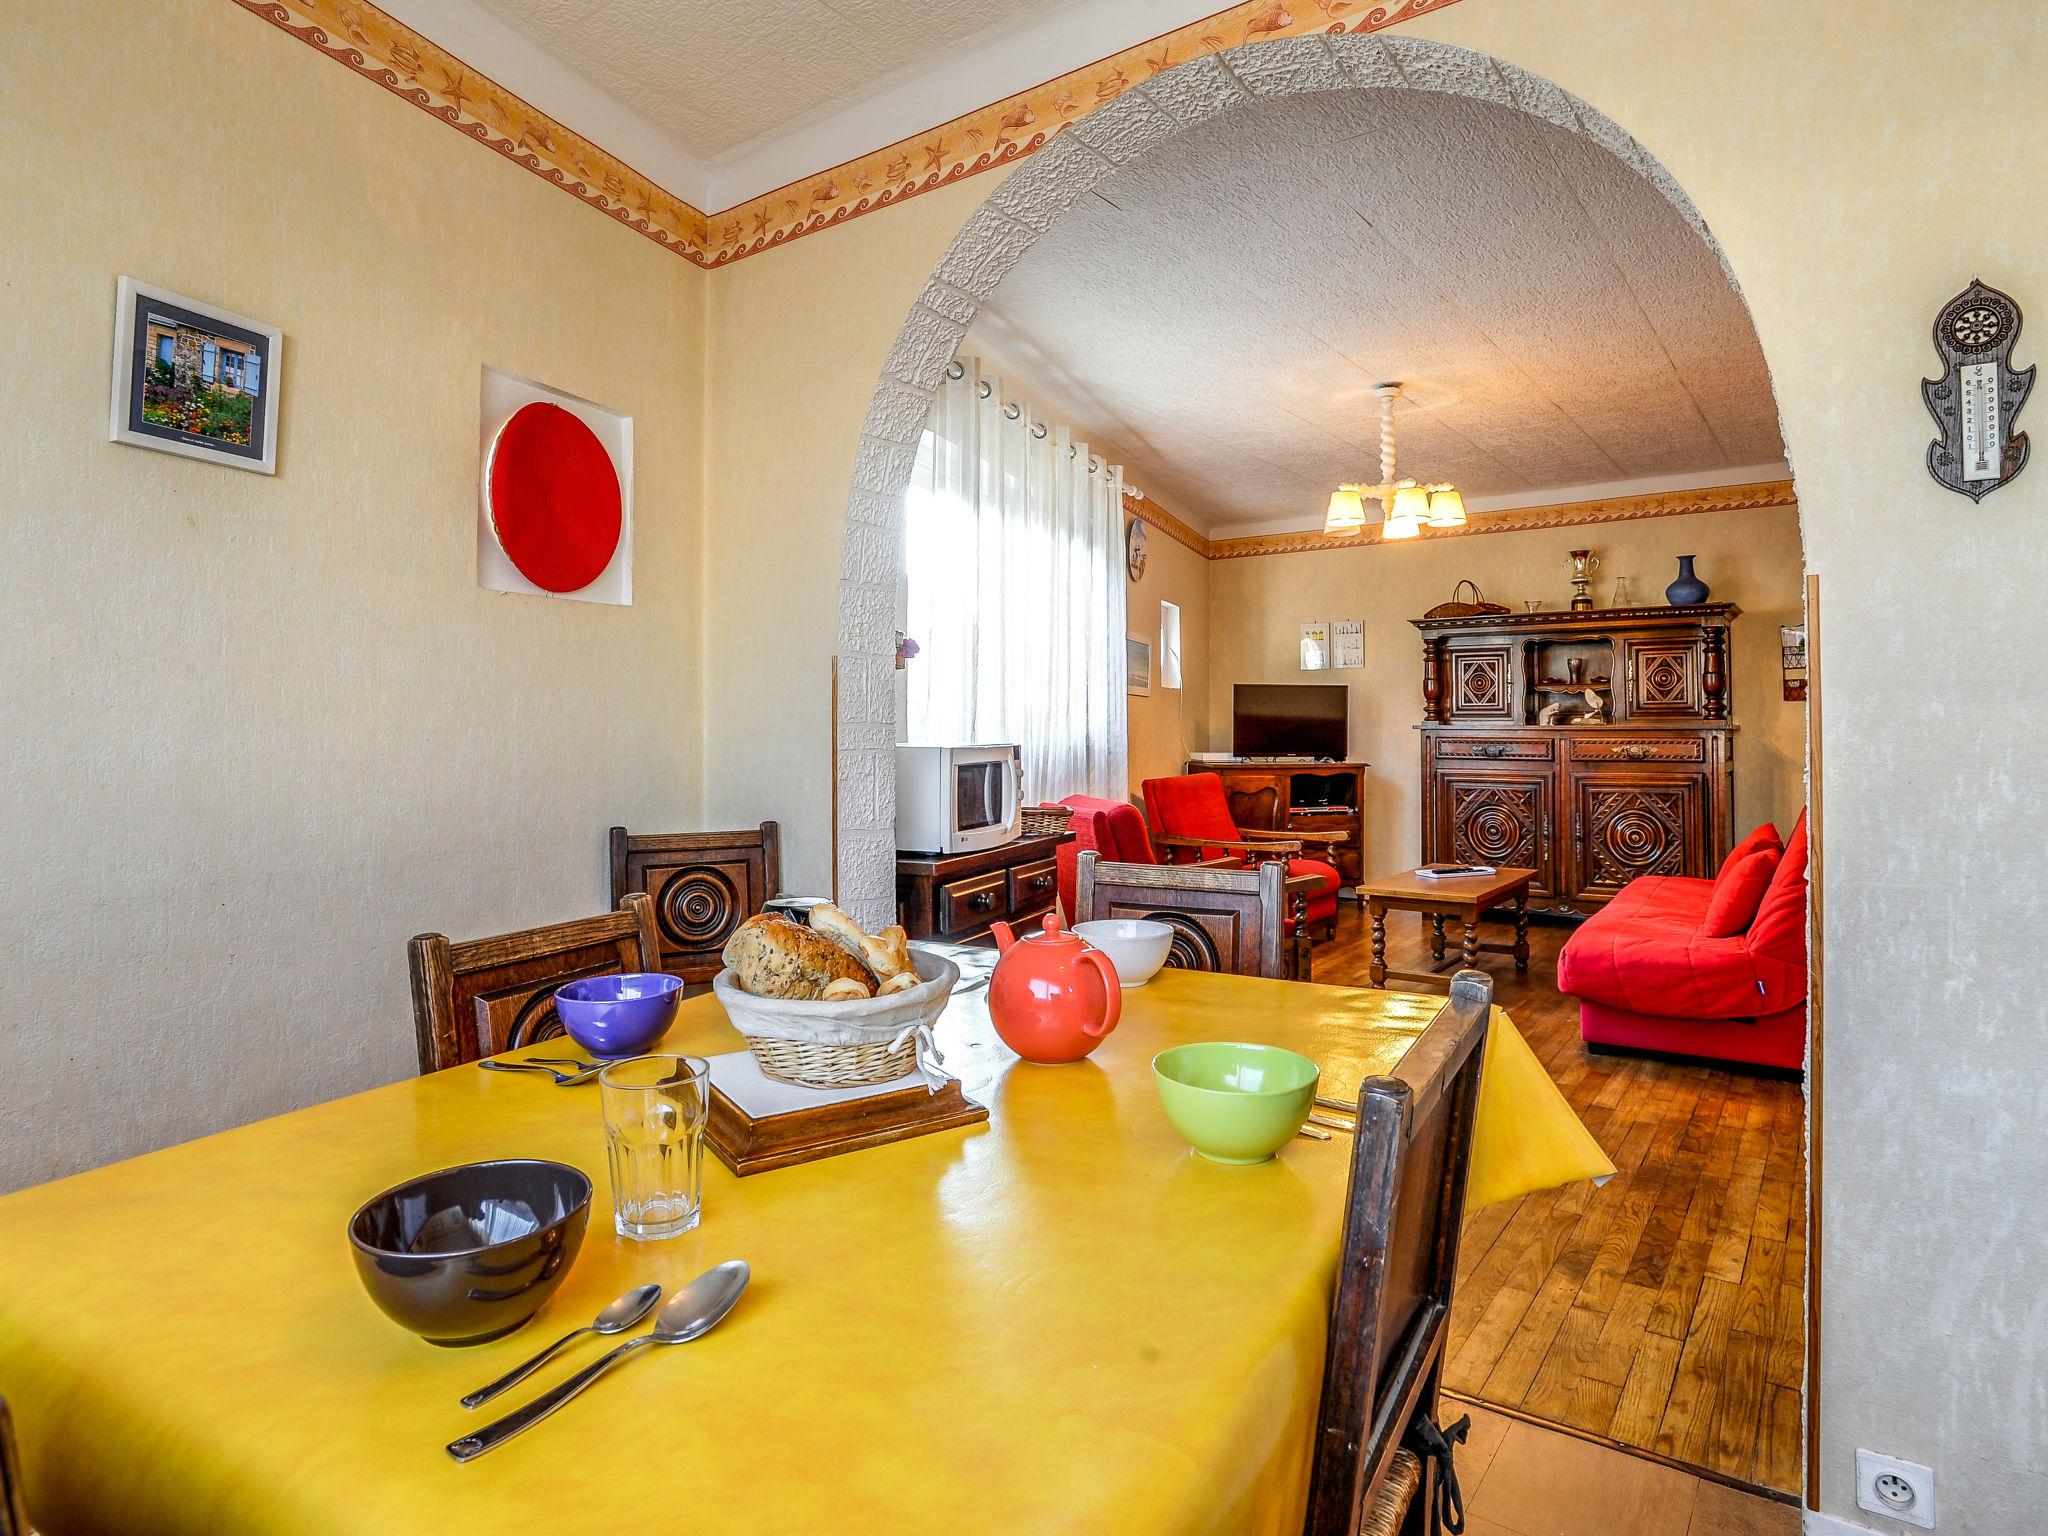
(721, 914, 873, 1000)
(808, 903, 916, 981)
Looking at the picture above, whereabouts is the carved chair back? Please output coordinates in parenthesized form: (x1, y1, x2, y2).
(1304, 970, 1493, 1536)
(407, 894, 662, 1073)
(1074, 851, 1302, 979)
(608, 822, 781, 984)
(0, 1396, 27, 1536)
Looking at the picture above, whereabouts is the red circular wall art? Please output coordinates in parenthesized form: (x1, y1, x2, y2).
(486, 402, 623, 593)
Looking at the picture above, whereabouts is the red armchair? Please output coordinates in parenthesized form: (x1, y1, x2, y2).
(1557, 811, 1809, 1071)
(1139, 772, 1343, 941)
(1053, 796, 1162, 926)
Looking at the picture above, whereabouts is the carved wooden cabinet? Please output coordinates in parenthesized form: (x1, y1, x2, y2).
(1413, 606, 1738, 911)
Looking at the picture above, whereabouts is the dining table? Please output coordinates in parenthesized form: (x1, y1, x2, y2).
(0, 961, 1609, 1536)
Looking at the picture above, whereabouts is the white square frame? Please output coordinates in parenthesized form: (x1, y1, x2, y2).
(109, 277, 283, 475)
(478, 366, 634, 605)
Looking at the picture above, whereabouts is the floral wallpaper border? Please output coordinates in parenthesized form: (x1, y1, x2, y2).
(1204, 481, 1800, 560)
(229, 0, 1461, 268)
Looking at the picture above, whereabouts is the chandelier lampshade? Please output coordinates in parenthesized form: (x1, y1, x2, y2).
(1426, 487, 1467, 527)
(1323, 486, 1367, 535)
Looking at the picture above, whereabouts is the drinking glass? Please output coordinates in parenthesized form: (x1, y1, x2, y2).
(599, 1055, 710, 1241)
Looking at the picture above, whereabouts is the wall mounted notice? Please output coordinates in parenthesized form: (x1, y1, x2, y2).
(1300, 621, 1330, 671)
(1333, 619, 1365, 670)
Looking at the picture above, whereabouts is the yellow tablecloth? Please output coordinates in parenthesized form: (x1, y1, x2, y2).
(0, 971, 1607, 1536)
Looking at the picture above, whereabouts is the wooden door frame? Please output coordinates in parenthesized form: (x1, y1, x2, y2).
(1802, 573, 1824, 1510)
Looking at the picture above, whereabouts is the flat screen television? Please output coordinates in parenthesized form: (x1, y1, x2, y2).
(1232, 684, 1348, 760)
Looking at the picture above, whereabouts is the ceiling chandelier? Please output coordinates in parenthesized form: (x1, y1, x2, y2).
(1324, 383, 1465, 539)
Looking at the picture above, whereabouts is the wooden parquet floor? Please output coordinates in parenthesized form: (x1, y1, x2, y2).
(1311, 903, 1806, 1494)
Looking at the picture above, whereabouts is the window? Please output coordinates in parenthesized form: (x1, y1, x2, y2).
(904, 360, 1129, 803)
(221, 351, 244, 389)
(155, 335, 174, 367)
(1159, 600, 1183, 690)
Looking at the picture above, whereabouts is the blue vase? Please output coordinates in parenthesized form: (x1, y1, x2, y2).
(1665, 555, 1709, 606)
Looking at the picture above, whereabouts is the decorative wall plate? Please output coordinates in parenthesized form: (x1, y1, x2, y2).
(485, 403, 623, 592)
(1922, 278, 2033, 501)
(476, 367, 634, 604)
(1126, 517, 1149, 582)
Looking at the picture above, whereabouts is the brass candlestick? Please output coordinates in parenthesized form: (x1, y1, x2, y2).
(1564, 548, 1601, 611)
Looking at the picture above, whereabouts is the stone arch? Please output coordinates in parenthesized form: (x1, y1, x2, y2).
(833, 33, 1753, 922)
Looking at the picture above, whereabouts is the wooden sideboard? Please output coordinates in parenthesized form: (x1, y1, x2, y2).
(896, 832, 1072, 944)
(1181, 760, 1368, 887)
(1412, 606, 1739, 912)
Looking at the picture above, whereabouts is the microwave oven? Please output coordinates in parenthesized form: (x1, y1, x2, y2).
(895, 743, 1023, 855)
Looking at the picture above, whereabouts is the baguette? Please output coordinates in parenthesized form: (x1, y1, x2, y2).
(808, 902, 916, 981)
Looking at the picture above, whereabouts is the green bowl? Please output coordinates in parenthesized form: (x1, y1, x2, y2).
(1152, 1043, 1321, 1165)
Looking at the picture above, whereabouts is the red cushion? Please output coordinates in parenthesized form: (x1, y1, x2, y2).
(1701, 847, 1780, 938)
(1140, 772, 1242, 857)
(1717, 821, 1782, 882)
(1281, 857, 1340, 931)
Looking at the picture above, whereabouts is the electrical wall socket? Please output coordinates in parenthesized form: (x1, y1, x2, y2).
(1857, 1448, 1936, 1529)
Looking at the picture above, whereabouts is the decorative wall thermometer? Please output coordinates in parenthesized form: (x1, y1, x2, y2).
(1922, 278, 2033, 500)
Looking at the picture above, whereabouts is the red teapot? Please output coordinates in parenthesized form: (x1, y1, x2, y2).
(986, 913, 1122, 1064)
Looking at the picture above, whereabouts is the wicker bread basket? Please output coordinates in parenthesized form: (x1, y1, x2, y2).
(1422, 579, 1510, 619)
(711, 948, 960, 1088)
(1021, 803, 1074, 838)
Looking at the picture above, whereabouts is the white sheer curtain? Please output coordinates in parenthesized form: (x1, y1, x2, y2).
(905, 359, 1129, 803)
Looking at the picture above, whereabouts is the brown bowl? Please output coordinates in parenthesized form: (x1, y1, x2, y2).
(348, 1159, 591, 1346)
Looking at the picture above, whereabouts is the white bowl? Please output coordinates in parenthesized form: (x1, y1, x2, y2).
(1072, 919, 1174, 988)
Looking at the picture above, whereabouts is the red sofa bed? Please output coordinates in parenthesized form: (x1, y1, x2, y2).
(1557, 811, 1809, 1072)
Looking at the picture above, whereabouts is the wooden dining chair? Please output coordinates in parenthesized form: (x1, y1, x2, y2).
(407, 893, 662, 1073)
(1304, 969, 1494, 1536)
(0, 1396, 28, 1536)
(1073, 850, 1316, 980)
(608, 822, 780, 984)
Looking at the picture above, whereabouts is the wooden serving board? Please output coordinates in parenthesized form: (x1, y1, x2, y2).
(706, 1073, 989, 1176)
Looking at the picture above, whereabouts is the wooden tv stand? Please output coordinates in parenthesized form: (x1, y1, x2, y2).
(1182, 760, 1368, 887)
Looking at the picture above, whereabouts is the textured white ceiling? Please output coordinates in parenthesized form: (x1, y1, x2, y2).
(967, 89, 1787, 534)
(467, 0, 1086, 164)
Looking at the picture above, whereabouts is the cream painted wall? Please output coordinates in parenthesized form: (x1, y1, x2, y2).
(1126, 514, 1211, 794)
(701, 177, 991, 896)
(696, 5, 2048, 1527)
(1205, 509, 1807, 871)
(0, 0, 704, 1190)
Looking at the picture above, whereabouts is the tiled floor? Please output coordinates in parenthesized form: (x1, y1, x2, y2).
(1454, 1404, 1798, 1536)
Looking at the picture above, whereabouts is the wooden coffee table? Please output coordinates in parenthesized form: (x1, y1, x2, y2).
(1355, 865, 1537, 989)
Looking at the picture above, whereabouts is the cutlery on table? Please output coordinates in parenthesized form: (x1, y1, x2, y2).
(476, 1059, 606, 1086)
(1313, 1094, 1358, 1117)
(1305, 1114, 1357, 1134)
(1295, 1125, 1333, 1142)
(528, 1056, 603, 1072)
(460, 1282, 664, 1410)
(447, 1260, 752, 1463)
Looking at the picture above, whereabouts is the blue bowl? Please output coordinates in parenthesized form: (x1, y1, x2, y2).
(555, 972, 684, 1057)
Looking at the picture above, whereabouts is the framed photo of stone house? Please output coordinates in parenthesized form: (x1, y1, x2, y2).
(109, 277, 281, 473)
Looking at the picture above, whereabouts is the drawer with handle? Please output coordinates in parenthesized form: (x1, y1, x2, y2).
(1569, 737, 1704, 763)
(1436, 737, 1553, 761)
(936, 869, 1011, 935)
(1008, 858, 1059, 917)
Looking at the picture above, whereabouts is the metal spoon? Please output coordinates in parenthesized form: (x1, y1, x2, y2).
(476, 1059, 605, 1086)
(447, 1260, 751, 1462)
(459, 1282, 663, 1410)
